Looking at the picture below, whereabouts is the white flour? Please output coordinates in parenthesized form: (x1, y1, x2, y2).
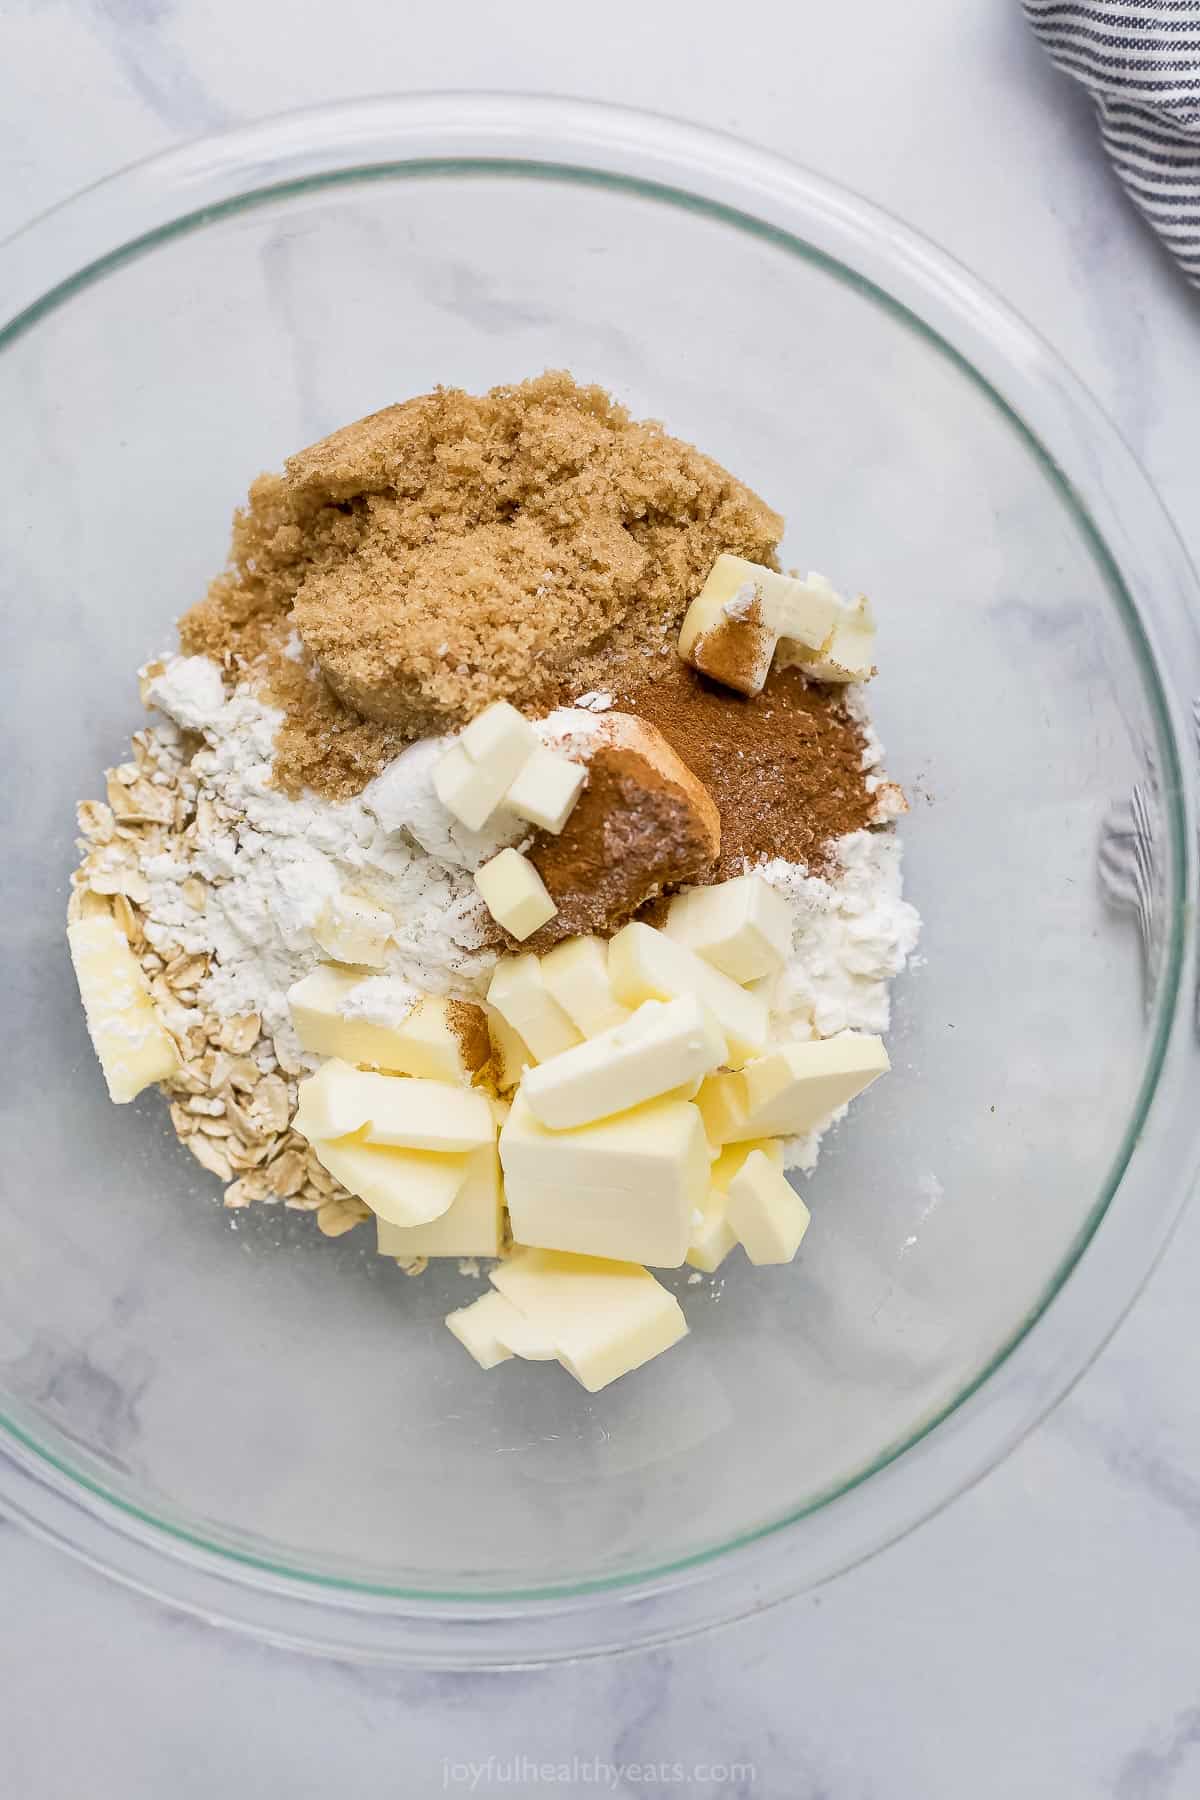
(140, 659, 498, 1059)
(137, 656, 920, 1162)
(760, 832, 920, 1043)
(362, 736, 525, 869)
(757, 831, 921, 1169)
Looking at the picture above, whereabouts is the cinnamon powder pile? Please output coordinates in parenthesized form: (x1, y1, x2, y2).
(615, 660, 875, 879)
(524, 745, 719, 950)
(505, 664, 877, 950)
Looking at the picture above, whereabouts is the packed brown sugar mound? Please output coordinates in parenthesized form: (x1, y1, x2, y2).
(180, 373, 782, 797)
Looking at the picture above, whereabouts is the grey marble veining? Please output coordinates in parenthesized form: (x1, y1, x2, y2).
(3, 3, 1199, 1796)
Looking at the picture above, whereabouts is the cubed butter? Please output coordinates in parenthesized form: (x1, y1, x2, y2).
(312, 892, 394, 968)
(445, 1292, 518, 1370)
(663, 875, 793, 984)
(697, 1033, 888, 1141)
(777, 581, 876, 683)
(713, 1135, 784, 1187)
(686, 1138, 782, 1272)
(499, 1090, 709, 1267)
(293, 1058, 495, 1152)
(521, 996, 726, 1131)
(445, 1289, 558, 1370)
(676, 556, 779, 696)
(388, 995, 490, 1084)
(288, 966, 487, 1081)
(607, 921, 768, 1067)
(67, 912, 181, 1102)
(490, 1248, 689, 1392)
(433, 701, 539, 831)
(694, 1069, 749, 1146)
(685, 1203, 738, 1276)
(312, 1133, 472, 1227)
(289, 965, 401, 1066)
(725, 1150, 811, 1264)
(504, 746, 586, 834)
(763, 568, 843, 651)
(485, 1004, 531, 1090)
(487, 955, 581, 1062)
(538, 935, 631, 1038)
(474, 848, 557, 941)
(739, 1033, 890, 1138)
(377, 1143, 505, 1258)
(677, 556, 842, 697)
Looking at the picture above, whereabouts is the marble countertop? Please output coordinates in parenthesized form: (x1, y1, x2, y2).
(3, 3, 1199, 1794)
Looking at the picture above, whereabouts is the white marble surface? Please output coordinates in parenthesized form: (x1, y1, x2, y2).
(3, 2, 1199, 1794)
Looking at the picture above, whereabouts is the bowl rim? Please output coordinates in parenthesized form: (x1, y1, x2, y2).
(2, 90, 1199, 1665)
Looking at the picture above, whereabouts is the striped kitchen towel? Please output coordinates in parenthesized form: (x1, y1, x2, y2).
(1024, 0, 1200, 286)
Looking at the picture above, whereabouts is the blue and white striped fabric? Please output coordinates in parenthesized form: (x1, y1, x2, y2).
(1024, 0, 1200, 286)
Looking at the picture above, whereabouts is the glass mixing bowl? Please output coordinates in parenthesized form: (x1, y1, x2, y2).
(1, 95, 1198, 1666)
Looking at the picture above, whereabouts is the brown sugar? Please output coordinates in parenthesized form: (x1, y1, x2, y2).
(180, 373, 782, 798)
(614, 659, 876, 879)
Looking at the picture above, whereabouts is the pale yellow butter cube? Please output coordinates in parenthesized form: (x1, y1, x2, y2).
(312, 1134, 472, 1227)
(312, 893, 394, 968)
(445, 1288, 558, 1370)
(292, 1057, 371, 1140)
(377, 1143, 505, 1258)
(445, 1291, 517, 1370)
(287, 965, 408, 1068)
(737, 1033, 890, 1138)
(287, 966, 487, 1080)
(431, 743, 482, 827)
(686, 1137, 782, 1272)
(676, 556, 778, 696)
(677, 556, 843, 697)
(433, 701, 538, 831)
(460, 697, 536, 764)
(539, 935, 630, 1037)
(663, 875, 793, 984)
(694, 1069, 751, 1146)
(607, 921, 767, 1067)
(485, 1004, 531, 1090)
(714, 1136, 784, 1185)
(293, 1059, 495, 1152)
(474, 848, 557, 941)
(487, 955, 581, 1062)
(778, 582, 876, 683)
(67, 913, 181, 1102)
(763, 568, 843, 650)
(491, 1248, 689, 1392)
(685, 1204, 739, 1276)
(505, 746, 586, 834)
(388, 995, 490, 1084)
(725, 1150, 811, 1264)
(521, 996, 726, 1131)
(499, 1090, 709, 1267)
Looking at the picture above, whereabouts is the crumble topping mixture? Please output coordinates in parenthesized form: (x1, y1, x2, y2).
(68, 373, 921, 1385)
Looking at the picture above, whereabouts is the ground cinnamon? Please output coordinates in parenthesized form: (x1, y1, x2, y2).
(614, 659, 875, 879)
(523, 744, 719, 950)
